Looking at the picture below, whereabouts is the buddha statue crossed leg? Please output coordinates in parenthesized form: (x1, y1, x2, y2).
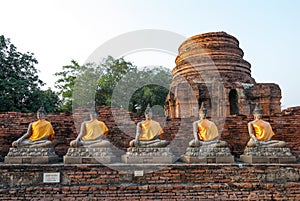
(122, 104, 175, 164)
(189, 103, 227, 148)
(247, 103, 286, 148)
(70, 110, 110, 148)
(12, 106, 54, 148)
(130, 104, 169, 148)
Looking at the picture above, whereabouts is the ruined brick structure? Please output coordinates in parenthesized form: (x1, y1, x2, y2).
(0, 31, 299, 200)
(165, 32, 281, 118)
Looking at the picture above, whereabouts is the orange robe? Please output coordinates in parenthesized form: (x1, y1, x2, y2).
(139, 119, 163, 141)
(197, 119, 219, 141)
(29, 120, 55, 141)
(251, 119, 274, 141)
(82, 120, 108, 141)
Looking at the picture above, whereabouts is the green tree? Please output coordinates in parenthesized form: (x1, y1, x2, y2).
(54, 56, 136, 111)
(96, 56, 136, 106)
(28, 88, 61, 113)
(54, 60, 92, 111)
(0, 35, 59, 113)
(117, 66, 172, 113)
(54, 56, 171, 113)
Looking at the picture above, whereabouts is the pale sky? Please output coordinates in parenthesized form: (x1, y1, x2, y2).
(1, 0, 299, 109)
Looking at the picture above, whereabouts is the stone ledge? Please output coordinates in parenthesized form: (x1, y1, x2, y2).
(64, 156, 118, 164)
(4, 156, 59, 164)
(240, 146, 297, 164)
(242, 147, 294, 157)
(121, 155, 176, 164)
(122, 147, 176, 164)
(240, 155, 296, 164)
(6, 147, 57, 157)
(4, 147, 59, 164)
(181, 155, 235, 164)
(1, 162, 300, 168)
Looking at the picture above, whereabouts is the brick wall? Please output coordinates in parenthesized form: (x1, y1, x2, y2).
(0, 164, 300, 200)
(1, 106, 300, 159)
(0, 107, 300, 200)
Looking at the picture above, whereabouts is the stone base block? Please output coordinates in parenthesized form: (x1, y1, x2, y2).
(64, 156, 116, 164)
(182, 146, 235, 164)
(182, 155, 235, 164)
(4, 147, 59, 164)
(63, 147, 117, 164)
(4, 156, 59, 164)
(240, 155, 296, 164)
(122, 155, 175, 164)
(240, 147, 296, 164)
(122, 147, 176, 164)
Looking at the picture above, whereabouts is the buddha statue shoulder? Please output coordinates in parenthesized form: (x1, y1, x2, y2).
(12, 106, 55, 148)
(189, 103, 227, 147)
(70, 110, 110, 148)
(247, 103, 286, 148)
(129, 104, 169, 148)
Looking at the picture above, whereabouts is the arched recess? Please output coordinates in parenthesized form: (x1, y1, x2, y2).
(229, 89, 239, 115)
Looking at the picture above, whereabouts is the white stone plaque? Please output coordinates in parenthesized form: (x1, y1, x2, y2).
(134, 170, 144, 177)
(43, 172, 60, 183)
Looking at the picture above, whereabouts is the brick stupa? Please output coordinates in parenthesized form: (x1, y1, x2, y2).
(165, 32, 281, 118)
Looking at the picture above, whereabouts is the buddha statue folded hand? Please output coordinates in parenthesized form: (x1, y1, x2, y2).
(70, 110, 110, 148)
(189, 103, 227, 148)
(130, 104, 169, 148)
(12, 106, 54, 148)
(247, 103, 286, 148)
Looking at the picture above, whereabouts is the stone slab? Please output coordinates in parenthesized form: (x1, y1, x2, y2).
(4, 156, 59, 164)
(240, 155, 296, 164)
(4, 147, 59, 164)
(240, 146, 297, 164)
(122, 147, 176, 164)
(64, 156, 117, 164)
(182, 146, 235, 164)
(181, 155, 235, 164)
(121, 155, 175, 164)
(64, 147, 118, 164)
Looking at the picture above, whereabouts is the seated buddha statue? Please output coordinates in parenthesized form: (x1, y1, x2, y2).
(129, 104, 169, 148)
(246, 103, 286, 148)
(70, 110, 110, 148)
(12, 106, 55, 148)
(189, 103, 227, 147)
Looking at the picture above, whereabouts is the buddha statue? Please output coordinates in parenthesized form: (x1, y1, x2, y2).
(246, 103, 286, 148)
(12, 106, 55, 148)
(70, 110, 110, 147)
(129, 104, 169, 147)
(189, 103, 227, 147)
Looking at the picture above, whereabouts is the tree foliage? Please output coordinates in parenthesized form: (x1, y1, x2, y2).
(54, 56, 171, 113)
(55, 56, 135, 111)
(0, 35, 59, 113)
(54, 60, 91, 111)
(129, 67, 172, 113)
(96, 56, 136, 106)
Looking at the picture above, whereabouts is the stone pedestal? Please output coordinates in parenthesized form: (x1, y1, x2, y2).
(64, 147, 117, 164)
(4, 147, 59, 164)
(240, 147, 296, 164)
(122, 147, 176, 164)
(181, 146, 235, 163)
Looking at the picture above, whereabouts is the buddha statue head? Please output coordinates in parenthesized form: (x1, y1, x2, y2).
(199, 103, 207, 119)
(90, 109, 99, 119)
(253, 103, 263, 119)
(37, 105, 47, 120)
(144, 104, 153, 119)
